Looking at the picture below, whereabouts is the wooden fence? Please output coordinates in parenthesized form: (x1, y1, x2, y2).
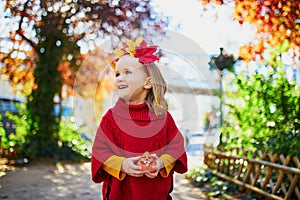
(204, 145, 300, 200)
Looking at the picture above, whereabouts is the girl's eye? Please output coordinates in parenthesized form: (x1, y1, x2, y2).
(115, 70, 131, 77)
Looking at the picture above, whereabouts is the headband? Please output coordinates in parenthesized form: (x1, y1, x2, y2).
(111, 36, 159, 71)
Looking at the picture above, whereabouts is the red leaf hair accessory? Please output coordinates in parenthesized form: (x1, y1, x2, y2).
(135, 46, 159, 65)
(111, 36, 159, 69)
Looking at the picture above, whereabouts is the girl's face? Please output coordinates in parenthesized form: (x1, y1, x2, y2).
(114, 55, 152, 104)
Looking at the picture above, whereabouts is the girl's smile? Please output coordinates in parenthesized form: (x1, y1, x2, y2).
(114, 55, 152, 104)
(117, 84, 128, 89)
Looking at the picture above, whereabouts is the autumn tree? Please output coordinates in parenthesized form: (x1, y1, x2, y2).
(1, 0, 167, 157)
(200, 0, 299, 65)
(199, 0, 300, 155)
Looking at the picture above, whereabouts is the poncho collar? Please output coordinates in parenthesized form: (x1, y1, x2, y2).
(111, 98, 164, 121)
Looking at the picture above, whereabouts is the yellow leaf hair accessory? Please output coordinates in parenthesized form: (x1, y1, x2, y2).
(111, 36, 159, 69)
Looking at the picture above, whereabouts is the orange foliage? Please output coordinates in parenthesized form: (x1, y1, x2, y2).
(200, 0, 300, 65)
(57, 61, 75, 87)
(239, 45, 253, 62)
(73, 48, 115, 101)
(234, 1, 300, 47)
(0, 38, 37, 95)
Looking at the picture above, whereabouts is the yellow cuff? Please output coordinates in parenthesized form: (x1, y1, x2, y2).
(103, 155, 126, 180)
(159, 154, 176, 178)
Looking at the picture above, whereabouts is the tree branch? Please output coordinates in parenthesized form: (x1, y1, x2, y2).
(17, 0, 38, 52)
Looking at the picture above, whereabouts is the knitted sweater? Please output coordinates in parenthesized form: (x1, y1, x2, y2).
(91, 99, 188, 200)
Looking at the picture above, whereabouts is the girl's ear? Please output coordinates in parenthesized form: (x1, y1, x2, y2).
(144, 77, 152, 89)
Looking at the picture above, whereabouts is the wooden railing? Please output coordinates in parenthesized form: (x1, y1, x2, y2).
(204, 145, 300, 200)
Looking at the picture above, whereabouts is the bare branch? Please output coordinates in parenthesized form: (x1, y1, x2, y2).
(17, 0, 37, 52)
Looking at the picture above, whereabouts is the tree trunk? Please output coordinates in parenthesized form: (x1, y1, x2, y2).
(26, 49, 62, 157)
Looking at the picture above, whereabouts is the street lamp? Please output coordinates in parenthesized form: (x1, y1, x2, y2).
(208, 47, 236, 144)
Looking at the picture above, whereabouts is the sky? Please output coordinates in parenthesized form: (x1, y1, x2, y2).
(152, 0, 256, 56)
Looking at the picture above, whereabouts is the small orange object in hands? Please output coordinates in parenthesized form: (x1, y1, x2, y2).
(136, 151, 156, 171)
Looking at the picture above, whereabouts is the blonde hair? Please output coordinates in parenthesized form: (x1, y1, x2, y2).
(145, 62, 168, 116)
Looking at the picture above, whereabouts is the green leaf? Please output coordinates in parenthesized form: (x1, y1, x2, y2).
(280, 39, 289, 53)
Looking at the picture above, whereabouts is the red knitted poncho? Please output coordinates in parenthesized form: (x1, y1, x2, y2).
(91, 99, 188, 200)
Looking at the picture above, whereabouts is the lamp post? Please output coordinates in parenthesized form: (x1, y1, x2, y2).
(208, 48, 236, 145)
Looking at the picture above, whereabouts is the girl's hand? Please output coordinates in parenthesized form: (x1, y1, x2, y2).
(144, 154, 164, 178)
(121, 156, 144, 177)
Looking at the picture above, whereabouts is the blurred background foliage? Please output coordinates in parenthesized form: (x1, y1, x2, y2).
(0, 0, 299, 162)
(201, 0, 300, 65)
(2, 103, 91, 161)
(222, 68, 300, 156)
(201, 0, 300, 156)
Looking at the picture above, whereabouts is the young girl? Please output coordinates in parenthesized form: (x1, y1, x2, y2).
(91, 36, 188, 200)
